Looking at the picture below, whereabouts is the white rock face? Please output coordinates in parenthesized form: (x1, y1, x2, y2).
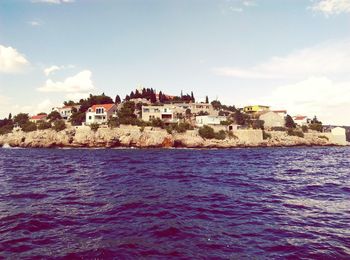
(0, 125, 346, 148)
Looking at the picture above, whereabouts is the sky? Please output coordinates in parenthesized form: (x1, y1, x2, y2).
(0, 0, 350, 125)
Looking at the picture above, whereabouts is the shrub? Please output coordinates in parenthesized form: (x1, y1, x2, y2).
(318, 135, 329, 141)
(37, 121, 51, 130)
(108, 117, 120, 128)
(53, 120, 66, 132)
(271, 126, 286, 132)
(0, 124, 14, 135)
(175, 122, 193, 133)
(309, 123, 323, 132)
(263, 131, 272, 139)
(227, 131, 238, 139)
(214, 130, 226, 140)
(150, 118, 164, 128)
(90, 123, 99, 132)
(165, 126, 172, 134)
(140, 126, 145, 133)
(198, 125, 215, 139)
(21, 122, 37, 132)
(301, 125, 308, 133)
(287, 129, 304, 138)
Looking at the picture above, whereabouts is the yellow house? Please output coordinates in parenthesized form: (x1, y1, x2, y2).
(243, 105, 270, 113)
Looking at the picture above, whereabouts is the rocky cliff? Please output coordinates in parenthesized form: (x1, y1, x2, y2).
(0, 125, 346, 149)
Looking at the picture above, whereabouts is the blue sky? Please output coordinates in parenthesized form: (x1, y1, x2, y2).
(1, 0, 350, 124)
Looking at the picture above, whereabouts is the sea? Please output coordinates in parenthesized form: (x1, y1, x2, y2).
(0, 147, 349, 259)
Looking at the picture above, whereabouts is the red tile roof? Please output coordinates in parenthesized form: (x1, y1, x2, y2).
(89, 104, 116, 112)
(31, 114, 47, 120)
(293, 116, 307, 120)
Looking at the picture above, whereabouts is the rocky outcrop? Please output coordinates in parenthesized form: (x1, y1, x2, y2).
(0, 126, 347, 149)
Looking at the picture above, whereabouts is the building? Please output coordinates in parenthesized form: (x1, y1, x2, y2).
(52, 105, 81, 120)
(331, 127, 347, 145)
(243, 105, 270, 114)
(195, 115, 227, 127)
(85, 104, 117, 125)
(293, 115, 310, 126)
(30, 114, 47, 123)
(259, 111, 285, 128)
(141, 105, 178, 123)
(273, 110, 287, 117)
(172, 103, 218, 116)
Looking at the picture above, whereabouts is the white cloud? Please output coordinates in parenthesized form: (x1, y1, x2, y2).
(310, 0, 350, 15)
(28, 21, 41, 26)
(44, 65, 60, 76)
(38, 70, 95, 93)
(0, 97, 53, 118)
(65, 92, 90, 101)
(247, 77, 350, 125)
(43, 64, 75, 76)
(220, 0, 256, 14)
(0, 45, 29, 73)
(31, 0, 74, 4)
(213, 39, 350, 79)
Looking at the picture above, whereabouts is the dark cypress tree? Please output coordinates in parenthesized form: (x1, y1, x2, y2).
(285, 114, 296, 128)
(191, 91, 195, 102)
(8, 113, 12, 120)
(150, 92, 157, 103)
(125, 95, 130, 101)
(205, 96, 209, 103)
(115, 95, 121, 104)
(159, 91, 163, 103)
(130, 91, 135, 99)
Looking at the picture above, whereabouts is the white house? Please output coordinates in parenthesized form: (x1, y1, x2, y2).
(195, 115, 227, 127)
(52, 105, 81, 120)
(259, 111, 285, 128)
(29, 114, 47, 123)
(142, 105, 179, 123)
(293, 115, 310, 126)
(331, 127, 347, 145)
(85, 104, 117, 125)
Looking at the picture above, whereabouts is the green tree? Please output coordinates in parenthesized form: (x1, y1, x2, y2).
(234, 110, 245, 125)
(37, 121, 52, 130)
(205, 96, 209, 103)
(211, 100, 222, 110)
(21, 122, 37, 132)
(70, 111, 85, 126)
(47, 111, 62, 122)
(108, 117, 120, 128)
(13, 113, 29, 126)
(118, 101, 137, 124)
(285, 114, 296, 128)
(53, 120, 66, 132)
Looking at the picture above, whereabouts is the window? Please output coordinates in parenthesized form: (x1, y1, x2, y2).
(89, 116, 92, 120)
(143, 108, 150, 113)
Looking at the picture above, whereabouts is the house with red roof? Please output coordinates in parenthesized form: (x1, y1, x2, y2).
(85, 104, 117, 125)
(292, 115, 311, 126)
(30, 114, 47, 123)
(51, 105, 81, 120)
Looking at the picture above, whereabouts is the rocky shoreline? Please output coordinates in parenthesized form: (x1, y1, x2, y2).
(0, 125, 347, 149)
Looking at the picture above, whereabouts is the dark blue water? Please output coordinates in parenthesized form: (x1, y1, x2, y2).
(0, 147, 349, 259)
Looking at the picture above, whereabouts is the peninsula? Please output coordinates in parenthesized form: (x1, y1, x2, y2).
(0, 88, 348, 148)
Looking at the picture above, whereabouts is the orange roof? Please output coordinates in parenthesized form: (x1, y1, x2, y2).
(31, 114, 47, 120)
(89, 104, 115, 112)
(293, 116, 307, 120)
